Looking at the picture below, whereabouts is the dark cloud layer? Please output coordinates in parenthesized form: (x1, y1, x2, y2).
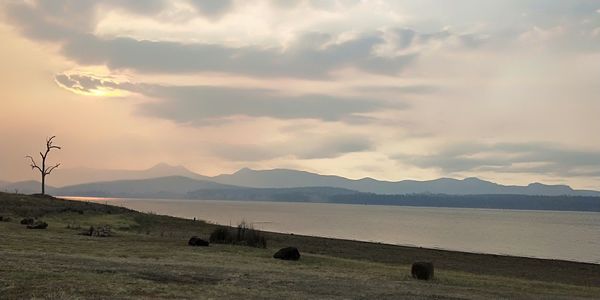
(59, 33, 417, 78)
(55, 73, 405, 123)
(189, 0, 233, 19)
(139, 87, 395, 123)
(2, 1, 483, 78)
(399, 143, 600, 177)
(55, 71, 379, 160)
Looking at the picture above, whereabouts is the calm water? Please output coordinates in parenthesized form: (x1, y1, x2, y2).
(66, 197, 600, 264)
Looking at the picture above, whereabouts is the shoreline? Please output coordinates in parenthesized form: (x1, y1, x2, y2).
(64, 195, 600, 265)
(263, 230, 600, 287)
(60, 195, 600, 213)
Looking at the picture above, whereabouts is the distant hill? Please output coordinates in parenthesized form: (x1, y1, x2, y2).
(49, 163, 211, 186)
(6, 164, 599, 197)
(211, 168, 600, 197)
(3, 175, 597, 212)
(0, 180, 56, 195)
(54, 176, 235, 198)
(52, 176, 357, 202)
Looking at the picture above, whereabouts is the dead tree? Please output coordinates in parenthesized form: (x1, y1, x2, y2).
(26, 136, 61, 195)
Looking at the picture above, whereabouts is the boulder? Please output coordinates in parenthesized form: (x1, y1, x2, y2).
(26, 221, 48, 229)
(188, 236, 209, 247)
(93, 225, 112, 237)
(411, 262, 434, 280)
(273, 247, 301, 261)
(20, 218, 34, 225)
(81, 226, 112, 237)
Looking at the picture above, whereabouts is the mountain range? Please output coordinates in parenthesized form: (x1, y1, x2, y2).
(2, 163, 599, 197)
(2, 164, 599, 211)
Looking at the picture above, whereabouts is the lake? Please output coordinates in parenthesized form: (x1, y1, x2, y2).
(65, 197, 600, 264)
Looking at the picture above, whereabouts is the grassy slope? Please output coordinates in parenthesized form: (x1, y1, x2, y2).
(0, 192, 599, 299)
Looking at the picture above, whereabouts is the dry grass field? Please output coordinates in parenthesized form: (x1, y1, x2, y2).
(1, 192, 599, 299)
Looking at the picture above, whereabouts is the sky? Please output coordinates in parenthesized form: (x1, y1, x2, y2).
(0, 0, 599, 189)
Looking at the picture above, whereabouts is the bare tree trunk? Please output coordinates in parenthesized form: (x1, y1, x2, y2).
(42, 174, 45, 195)
(26, 136, 61, 196)
(42, 156, 45, 195)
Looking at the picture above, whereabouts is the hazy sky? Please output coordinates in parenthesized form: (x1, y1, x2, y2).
(1, 0, 599, 189)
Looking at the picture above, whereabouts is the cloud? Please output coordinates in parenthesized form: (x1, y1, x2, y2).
(188, 0, 233, 19)
(3, 2, 491, 78)
(54, 73, 122, 95)
(55, 73, 406, 123)
(211, 134, 375, 161)
(354, 84, 439, 95)
(4, 1, 168, 33)
(397, 142, 600, 177)
(296, 135, 374, 159)
(138, 86, 404, 123)
(59, 30, 418, 78)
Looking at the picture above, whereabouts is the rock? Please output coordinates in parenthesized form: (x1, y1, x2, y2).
(273, 247, 301, 261)
(188, 236, 209, 247)
(26, 221, 48, 229)
(411, 262, 434, 280)
(80, 226, 94, 236)
(20, 218, 34, 225)
(93, 225, 112, 237)
(81, 225, 112, 237)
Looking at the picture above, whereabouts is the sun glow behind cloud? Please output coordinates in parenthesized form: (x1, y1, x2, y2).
(53, 72, 130, 97)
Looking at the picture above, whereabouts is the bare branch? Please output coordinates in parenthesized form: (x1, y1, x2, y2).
(45, 163, 60, 175)
(25, 156, 42, 173)
(46, 135, 62, 151)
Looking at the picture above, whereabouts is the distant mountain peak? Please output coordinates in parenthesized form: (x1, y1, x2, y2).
(528, 182, 558, 187)
(148, 162, 188, 171)
(235, 167, 254, 174)
(359, 177, 378, 182)
(463, 177, 483, 182)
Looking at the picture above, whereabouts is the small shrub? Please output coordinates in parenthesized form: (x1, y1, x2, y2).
(237, 221, 267, 248)
(20, 218, 34, 225)
(208, 222, 267, 248)
(209, 227, 232, 243)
